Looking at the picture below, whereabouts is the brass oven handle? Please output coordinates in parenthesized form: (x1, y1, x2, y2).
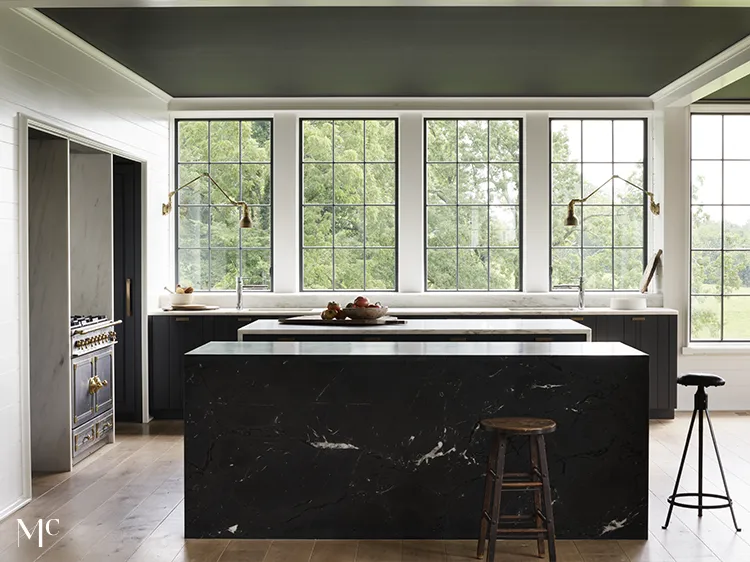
(126, 278, 132, 317)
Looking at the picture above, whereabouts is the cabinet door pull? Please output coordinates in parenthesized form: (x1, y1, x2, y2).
(571, 317, 584, 321)
(175, 317, 190, 322)
(631, 317, 646, 322)
(125, 278, 132, 317)
(535, 337, 554, 342)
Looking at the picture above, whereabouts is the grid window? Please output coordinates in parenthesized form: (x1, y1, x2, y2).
(550, 118, 647, 291)
(690, 114, 750, 342)
(300, 119, 398, 291)
(176, 119, 272, 291)
(424, 119, 522, 291)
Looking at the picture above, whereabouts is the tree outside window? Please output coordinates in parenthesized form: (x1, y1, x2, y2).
(425, 119, 522, 291)
(300, 119, 398, 291)
(550, 118, 646, 291)
(691, 114, 750, 341)
(176, 119, 272, 291)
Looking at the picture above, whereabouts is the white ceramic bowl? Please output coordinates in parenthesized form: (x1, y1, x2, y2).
(343, 306, 389, 319)
(170, 292, 195, 306)
(609, 296, 647, 310)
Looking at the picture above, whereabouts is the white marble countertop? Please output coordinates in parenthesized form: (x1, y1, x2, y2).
(153, 306, 678, 317)
(238, 318, 592, 339)
(188, 340, 643, 357)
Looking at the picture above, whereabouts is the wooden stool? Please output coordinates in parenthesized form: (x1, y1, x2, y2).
(476, 417, 557, 562)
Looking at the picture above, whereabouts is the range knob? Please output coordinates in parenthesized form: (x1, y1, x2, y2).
(108, 331, 116, 341)
(74, 340, 83, 348)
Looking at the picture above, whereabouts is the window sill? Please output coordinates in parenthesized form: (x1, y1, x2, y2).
(682, 344, 750, 356)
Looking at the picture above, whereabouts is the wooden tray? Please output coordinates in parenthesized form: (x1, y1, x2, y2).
(163, 304, 220, 311)
(279, 315, 405, 326)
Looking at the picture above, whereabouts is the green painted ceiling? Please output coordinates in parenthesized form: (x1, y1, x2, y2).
(41, 7, 750, 98)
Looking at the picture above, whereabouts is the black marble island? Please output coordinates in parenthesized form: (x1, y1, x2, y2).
(184, 341, 649, 541)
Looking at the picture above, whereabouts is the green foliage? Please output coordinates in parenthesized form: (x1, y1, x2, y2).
(550, 119, 646, 291)
(690, 173, 750, 340)
(425, 119, 520, 291)
(301, 119, 397, 291)
(176, 120, 272, 291)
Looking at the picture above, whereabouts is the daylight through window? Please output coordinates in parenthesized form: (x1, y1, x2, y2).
(425, 119, 522, 291)
(300, 119, 398, 291)
(176, 119, 272, 291)
(550, 118, 647, 291)
(690, 114, 750, 341)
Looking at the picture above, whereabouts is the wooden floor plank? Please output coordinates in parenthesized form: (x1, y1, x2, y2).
(309, 540, 358, 562)
(2, 417, 748, 562)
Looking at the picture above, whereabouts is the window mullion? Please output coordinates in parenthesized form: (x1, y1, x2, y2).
(273, 113, 299, 293)
(398, 113, 425, 293)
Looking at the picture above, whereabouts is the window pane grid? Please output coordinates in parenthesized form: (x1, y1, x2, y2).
(690, 113, 750, 342)
(424, 119, 522, 291)
(549, 118, 647, 292)
(300, 119, 398, 291)
(176, 119, 273, 291)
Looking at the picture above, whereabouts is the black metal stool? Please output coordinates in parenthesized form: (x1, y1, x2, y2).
(662, 373, 741, 532)
(476, 417, 557, 562)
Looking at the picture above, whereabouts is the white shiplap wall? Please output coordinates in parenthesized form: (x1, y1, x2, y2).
(0, 8, 170, 520)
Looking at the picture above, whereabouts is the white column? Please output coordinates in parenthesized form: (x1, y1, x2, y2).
(272, 113, 299, 293)
(523, 113, 550, 292)
(398, 113, 424, 293)
(658, 107, 690, 347)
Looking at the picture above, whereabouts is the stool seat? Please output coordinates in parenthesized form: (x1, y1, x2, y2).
(677, 373, 726, 387)
(480, 417, 556, 435)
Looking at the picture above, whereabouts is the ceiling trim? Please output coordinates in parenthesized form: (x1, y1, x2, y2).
(13, 7, 172, 103)
(169, 96, 654, 113)
(651, 33, 750, 108)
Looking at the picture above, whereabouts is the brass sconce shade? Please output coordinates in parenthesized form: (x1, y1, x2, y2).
(565, 174, 660, 227)
(162, 172, 252, 229)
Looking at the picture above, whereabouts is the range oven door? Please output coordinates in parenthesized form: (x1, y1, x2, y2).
(94, 348, 114, 414)
(72, 355, 95, 428)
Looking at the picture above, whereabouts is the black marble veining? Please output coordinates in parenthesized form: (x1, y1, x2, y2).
(184, 344, 649, 540)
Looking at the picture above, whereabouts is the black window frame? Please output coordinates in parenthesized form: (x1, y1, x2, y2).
(548, 117, 649, 292)
(689, 112, 750, 343)
(423, 117, 524, 292)
(298, 117, 400, 292)
(174, 117, 274, 292)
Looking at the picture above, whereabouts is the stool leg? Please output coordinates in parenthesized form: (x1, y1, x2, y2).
(536, 435, 556, 562)
(477, 434, 500, 559)
(663, 407, 698, 529)
(529, 437, 545, 558)
(705, 410, 742, 532)
(487, 436, 507, 562)
(698, 407, 704, 517)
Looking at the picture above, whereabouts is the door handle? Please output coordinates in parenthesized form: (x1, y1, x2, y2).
(125, 278, 132, 317)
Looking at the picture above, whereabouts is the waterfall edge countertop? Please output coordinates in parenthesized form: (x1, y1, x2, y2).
(237, 318, 592, 339)
(189, 340, 641, 357)
(183, 339, 649, 540)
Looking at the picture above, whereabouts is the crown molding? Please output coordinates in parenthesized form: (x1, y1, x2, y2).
(651, 34, 750, 109)
(12, 7, 172, 104)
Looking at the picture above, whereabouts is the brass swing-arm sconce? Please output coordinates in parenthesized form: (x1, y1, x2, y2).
(162, 172, 252, 228)
(565, 174, 660, 227)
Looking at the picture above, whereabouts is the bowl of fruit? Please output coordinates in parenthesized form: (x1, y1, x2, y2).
(343, 296, 388, 319)
(170, 284, 194, 306)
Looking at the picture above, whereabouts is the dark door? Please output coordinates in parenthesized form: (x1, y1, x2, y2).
(72, 355, 95, 428)
(113, 157, 143, 422)
(94, 348, 114, 415)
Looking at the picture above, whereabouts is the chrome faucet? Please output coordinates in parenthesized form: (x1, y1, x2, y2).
(236, 276, 253, 310)
(553, 276, 585, 309)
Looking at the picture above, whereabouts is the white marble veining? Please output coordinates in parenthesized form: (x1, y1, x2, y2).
(153, 305, 678, 317)
(28, 138, 72, 473)
(69, 152, 113, 317)
(238, 318, 592, 339)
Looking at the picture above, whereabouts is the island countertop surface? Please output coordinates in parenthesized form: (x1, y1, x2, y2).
(188, 340, 644, 357)
(238, 318, 592, 337)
